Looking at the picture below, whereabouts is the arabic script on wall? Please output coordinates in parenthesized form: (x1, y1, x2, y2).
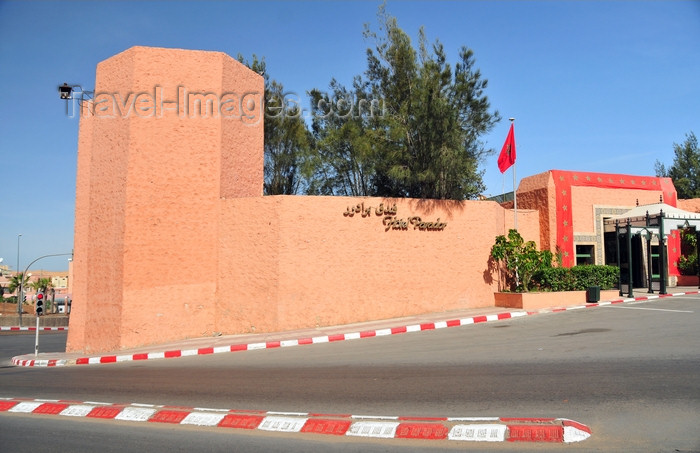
(343, 202, 447, 232)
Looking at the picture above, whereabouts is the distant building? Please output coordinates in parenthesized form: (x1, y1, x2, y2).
(0, 268, 70, 301)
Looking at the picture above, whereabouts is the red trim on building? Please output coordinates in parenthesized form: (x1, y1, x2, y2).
(550, 170, 677, 267)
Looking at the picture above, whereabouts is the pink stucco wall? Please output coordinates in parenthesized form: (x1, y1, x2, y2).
(67, 46, 539, 353)
(66, 92, 93, 351)
(217, 197, 539, 335)
(678, 198, 700, 213)
(571, 186, 666, 233)
(67, 46, 691, 353)
(514, 171, 557, 252)
(67, 46, 263, 353)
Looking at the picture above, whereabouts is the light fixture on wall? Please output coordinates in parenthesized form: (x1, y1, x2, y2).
(58, 83, 93, 116)
(58, 83, 93, 103)
(58, 83, 74, 99)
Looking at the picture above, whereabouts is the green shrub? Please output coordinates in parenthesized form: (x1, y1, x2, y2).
(533, 267, 575, 291)
(678, 228, 698, 276)
(533, 265, 619, 291)
(490, 229, 553, 292)
(678, 254, 698, 276)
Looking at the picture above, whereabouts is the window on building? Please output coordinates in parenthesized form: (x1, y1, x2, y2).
(576, 244, 595, 266)
(650, 245, 660, 280)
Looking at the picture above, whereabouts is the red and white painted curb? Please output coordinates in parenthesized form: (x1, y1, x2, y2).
(10, 289, 698, 368)
(11, 311, 530, 367)
(0, 397, 591, 443)
(1, 326, 67, 332)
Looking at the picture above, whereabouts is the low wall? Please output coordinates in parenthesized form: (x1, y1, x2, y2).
(0, 314, 69, 327)
(676, 275, 699, 287)
(68, 194, 538, 353)
(217, 196, 539, 335)
(495, 289, 621, 310)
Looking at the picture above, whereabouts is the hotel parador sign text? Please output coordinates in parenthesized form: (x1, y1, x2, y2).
(343, 202, 447, 232)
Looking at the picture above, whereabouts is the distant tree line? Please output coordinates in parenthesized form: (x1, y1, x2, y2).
(655, 131, 699, 199)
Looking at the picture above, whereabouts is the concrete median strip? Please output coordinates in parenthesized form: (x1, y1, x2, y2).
(0, 397, 592, 443)
(9, 289, 698, 368)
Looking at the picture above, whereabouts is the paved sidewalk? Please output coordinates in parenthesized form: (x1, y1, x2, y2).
(11, 287, 699, 367)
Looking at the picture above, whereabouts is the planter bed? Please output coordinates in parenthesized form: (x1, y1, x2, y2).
(676, 275, 699, 287)
(494, 289, 621, 310)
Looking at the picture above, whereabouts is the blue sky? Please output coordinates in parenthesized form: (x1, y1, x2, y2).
(1, 1, 698, 271)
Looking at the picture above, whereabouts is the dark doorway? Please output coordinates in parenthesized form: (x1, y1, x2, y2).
(612, 233, 644, 287)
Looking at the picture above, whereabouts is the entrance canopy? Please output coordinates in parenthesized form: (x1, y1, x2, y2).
(604, 202, 700, 235)
(603, 202, 700, 295)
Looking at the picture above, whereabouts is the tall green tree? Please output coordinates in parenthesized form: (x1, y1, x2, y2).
(655, 132, 699, 199)
(237, 55, 311, 195)
(307, 77, 381, 196)
(308, 6, 500, 199)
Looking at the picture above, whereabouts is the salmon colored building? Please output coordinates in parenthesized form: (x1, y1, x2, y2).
(512, 169, 700, 292)
(65, 46, 700, 354)
(514, 169, 679, 269)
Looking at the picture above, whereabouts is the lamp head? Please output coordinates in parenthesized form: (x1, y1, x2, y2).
(59, 83, 73, 100)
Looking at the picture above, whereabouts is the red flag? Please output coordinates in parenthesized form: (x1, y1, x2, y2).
(497, 123, 516, 173)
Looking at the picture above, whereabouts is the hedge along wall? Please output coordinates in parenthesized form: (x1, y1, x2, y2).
(217, 196, 539, 335)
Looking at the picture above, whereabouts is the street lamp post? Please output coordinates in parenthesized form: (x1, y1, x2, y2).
(21, 252, 73, 357)
(17, 234, 22, 325)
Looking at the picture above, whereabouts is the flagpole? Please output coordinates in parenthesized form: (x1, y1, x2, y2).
(510, 118, 517, 231)
(496, 117, 519, 288)
(502, 171, 506, 233)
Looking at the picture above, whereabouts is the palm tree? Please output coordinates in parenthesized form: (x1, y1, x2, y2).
(31, 277, 52, 294)
(7, 273, 29, 295)
(7, 273, 30, 307)
(31, 277, 53, 312)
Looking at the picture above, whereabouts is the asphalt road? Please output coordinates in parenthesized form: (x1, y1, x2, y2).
(1, 295, 699, 452)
